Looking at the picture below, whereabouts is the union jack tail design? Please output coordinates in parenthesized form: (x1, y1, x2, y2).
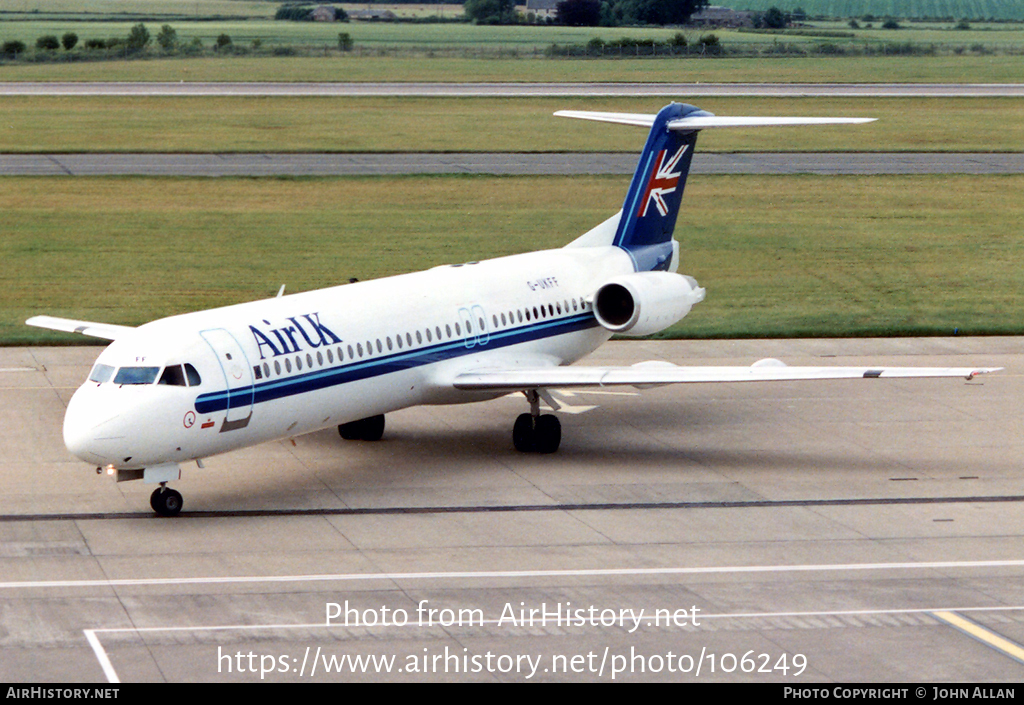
(614, 103, 703, 272)
(638, 145, 688, 218)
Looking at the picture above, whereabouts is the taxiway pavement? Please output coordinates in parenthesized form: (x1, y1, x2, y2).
(1, 338, 1022, 682)
(2, 152, 1022, 177)
(2, 82, 1023, 97)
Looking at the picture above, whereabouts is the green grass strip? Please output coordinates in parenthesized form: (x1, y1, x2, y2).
(3, 174, 1022, 345)
(1, 96, 1023, 153)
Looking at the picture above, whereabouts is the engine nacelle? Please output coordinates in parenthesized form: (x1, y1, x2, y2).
(592, 272, 705, 337)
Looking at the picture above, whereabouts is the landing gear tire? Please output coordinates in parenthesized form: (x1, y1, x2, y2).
(512, 413, 560, 454)
(150, 486, 183, 517)
(338, 414, 386, 441)
(535, 414, 561, 454)
(513, 413, 534, 452)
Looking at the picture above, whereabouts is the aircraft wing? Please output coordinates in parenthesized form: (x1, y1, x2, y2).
(452, 359, 999, 392)
(25, 315, 135, 341)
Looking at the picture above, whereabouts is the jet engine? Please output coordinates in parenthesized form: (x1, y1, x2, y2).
(592, 271, 705, 337)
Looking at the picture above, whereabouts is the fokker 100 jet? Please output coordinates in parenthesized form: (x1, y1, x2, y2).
(28, 104, 999, 516)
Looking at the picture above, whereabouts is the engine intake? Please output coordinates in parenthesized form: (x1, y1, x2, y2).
(593, 272, 704, 337)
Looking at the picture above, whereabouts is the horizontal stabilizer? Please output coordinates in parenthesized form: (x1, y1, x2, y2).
(554, 109, 875, 132)
(453, 362, 999, 392)
(26, 315, 134, 341)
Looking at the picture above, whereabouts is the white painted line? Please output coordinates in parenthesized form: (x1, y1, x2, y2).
(0, 367, 36, 372)
(84, 629, 121, 683)
(88, 604, 1024, 635)
(8, 557, 1024, 591)
(83, 604, 1024, 684)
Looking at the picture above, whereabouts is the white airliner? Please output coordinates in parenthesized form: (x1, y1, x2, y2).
(28, 104, 998, 516)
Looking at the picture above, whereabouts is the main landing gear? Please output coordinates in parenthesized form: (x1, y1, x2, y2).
(513, 390, 561, 454)
(338, 414, 386, 441)
(150, 483, 183, 517)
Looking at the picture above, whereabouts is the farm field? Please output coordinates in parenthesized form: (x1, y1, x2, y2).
(0, 2, 464, 19)
(5, 0, 1024, 20)
(737, 0, 1024, 20)
(0, 96, 1021, 152)
(4, 174, 1022, 344)
(2, 18, 1024, 51)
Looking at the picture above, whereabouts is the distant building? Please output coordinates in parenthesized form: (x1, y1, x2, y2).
(349, 9, 397, 21)
(312, 5, 337, 21)
(689, 6, 753, 27)
(524, 0, 559, 21)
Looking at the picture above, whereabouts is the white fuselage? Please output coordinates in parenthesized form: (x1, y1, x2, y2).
(63, 245, 636, 470)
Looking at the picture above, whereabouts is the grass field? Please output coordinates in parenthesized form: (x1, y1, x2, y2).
(1, 96, 1022, 152)
(4, 174, 1022, 345)
(2, 53, 1023, 83)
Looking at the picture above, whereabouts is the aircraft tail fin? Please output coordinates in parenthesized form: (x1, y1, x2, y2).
(556, 104, 874, 272)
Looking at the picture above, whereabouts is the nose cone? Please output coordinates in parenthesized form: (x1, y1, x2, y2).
(63, 385, 126, 465)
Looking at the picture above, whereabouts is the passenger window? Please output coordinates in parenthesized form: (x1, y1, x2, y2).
(406, 332, 413, 346)
(252, 365, 263, 381)
(307, 353, 313, 368)
(395, 335, 402, 349)
(376, 339, 382, 353)
(285, 358, 292, 373)
(159, 365, 187, 386)
(320, 350, 326, 365)
(348, 344, 354, 359)
(89, 363, 115, 384)
(356, 343, 362, 357)
(480, 317, 486, 330)
(263, 363, 270, 379)
(525, 309, 531, 321)
(455, 322, 461, 335)
(416, 330, 422, 345)
(273, 360, 281, 375)
(518, 310, 523, 323)
(445, 324, 451, 338)
(296, 356, 303, 371)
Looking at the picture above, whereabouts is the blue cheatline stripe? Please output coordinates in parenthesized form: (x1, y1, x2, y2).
(615, 149, 656, 249)
(193, 313, 600, 415)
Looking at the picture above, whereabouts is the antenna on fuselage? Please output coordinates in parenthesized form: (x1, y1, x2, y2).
(276, 284, 286, 298)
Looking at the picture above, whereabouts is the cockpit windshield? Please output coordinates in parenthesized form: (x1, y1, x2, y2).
(88, 362, 202, 387)
(113, 367, 161, 385)
(158, 364, 202, 387)
(88, 364, 115, 383)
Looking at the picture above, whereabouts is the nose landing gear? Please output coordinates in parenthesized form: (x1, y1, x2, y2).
(150, 483, 183, 517)
(512, 390, 561, 454)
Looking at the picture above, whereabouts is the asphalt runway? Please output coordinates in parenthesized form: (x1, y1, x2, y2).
(3, 152, 1022, 176)
(2, 82, 1023, 97)
(2, 338, 1022, 682)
